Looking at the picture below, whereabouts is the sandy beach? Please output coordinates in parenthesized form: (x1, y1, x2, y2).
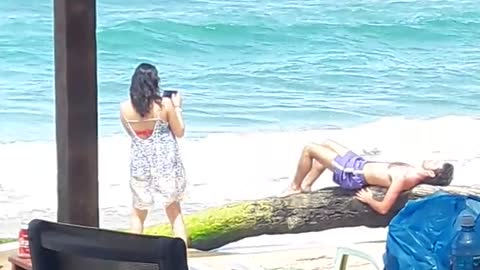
(193, 227, 387, 269)
(0, 242, 385, 270)
(0, 242, 16, 270)
(0, 226, 387, 270)
(188, 242, 384, 270)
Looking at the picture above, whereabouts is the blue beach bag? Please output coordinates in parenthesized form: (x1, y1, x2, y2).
(384, 193, 480, 270)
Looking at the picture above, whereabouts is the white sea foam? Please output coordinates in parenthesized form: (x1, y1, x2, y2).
(0, 115, 479, 238)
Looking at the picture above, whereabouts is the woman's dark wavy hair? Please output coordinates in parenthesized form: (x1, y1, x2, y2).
(129, 63, 162, 117)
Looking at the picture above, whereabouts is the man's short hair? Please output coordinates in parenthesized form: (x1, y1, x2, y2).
(424, 163, 454, 186)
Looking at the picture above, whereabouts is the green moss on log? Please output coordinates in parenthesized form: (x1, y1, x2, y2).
(144, 185, 479, 251)
(0, 238, 15, 244)
(144, 200, 274, 250)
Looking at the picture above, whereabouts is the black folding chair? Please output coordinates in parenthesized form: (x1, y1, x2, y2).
(28, 219, 188, 270)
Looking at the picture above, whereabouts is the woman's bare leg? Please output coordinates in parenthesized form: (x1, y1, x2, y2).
(165, 201, 188, 247)
(130, 208, 148, 234)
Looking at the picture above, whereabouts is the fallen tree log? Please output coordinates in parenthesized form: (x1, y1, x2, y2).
(144, 184, 480, 251)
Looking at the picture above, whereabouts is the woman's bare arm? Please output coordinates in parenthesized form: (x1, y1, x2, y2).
(165, 98, 185, 138)
(119, 103, 134, 137)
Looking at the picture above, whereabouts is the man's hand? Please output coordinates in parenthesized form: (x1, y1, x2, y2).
(355, 188, 374, 204)
(355, 182, 404, 215)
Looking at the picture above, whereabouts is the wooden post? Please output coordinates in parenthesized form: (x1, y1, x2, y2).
(54, 0, 99, 227)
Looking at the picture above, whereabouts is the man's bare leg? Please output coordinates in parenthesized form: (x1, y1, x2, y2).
(300, 140, 351, 191)
(322, 139, 350, 156)
(280, 143, 337, 197)
(301, 161, 326, 192)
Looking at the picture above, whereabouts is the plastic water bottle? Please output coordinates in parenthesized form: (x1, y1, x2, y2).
(450, 215, 480, 270)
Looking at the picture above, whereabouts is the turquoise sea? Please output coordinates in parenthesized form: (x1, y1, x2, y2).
(0, 0, 479, 239)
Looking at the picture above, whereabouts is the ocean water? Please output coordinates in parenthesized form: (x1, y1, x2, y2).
(0, 0, 479, 239)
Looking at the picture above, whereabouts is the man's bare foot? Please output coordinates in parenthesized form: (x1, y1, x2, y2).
(278, 187, 303, 197)
(301, 186, 312, 193)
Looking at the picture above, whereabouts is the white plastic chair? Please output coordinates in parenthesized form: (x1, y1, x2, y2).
(333, 246, 384, 270)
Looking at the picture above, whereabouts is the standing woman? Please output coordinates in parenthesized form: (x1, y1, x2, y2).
(120, 63, 188, 245)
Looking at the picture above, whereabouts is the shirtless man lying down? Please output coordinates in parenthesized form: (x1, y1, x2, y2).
(281, 140, 454, 215)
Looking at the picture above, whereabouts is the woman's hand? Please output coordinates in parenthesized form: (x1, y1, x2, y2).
(171, 92, 183, 108)
(166, 91, 185, 138)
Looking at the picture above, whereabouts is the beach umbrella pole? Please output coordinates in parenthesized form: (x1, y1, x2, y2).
(54, 0, 99, 227)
